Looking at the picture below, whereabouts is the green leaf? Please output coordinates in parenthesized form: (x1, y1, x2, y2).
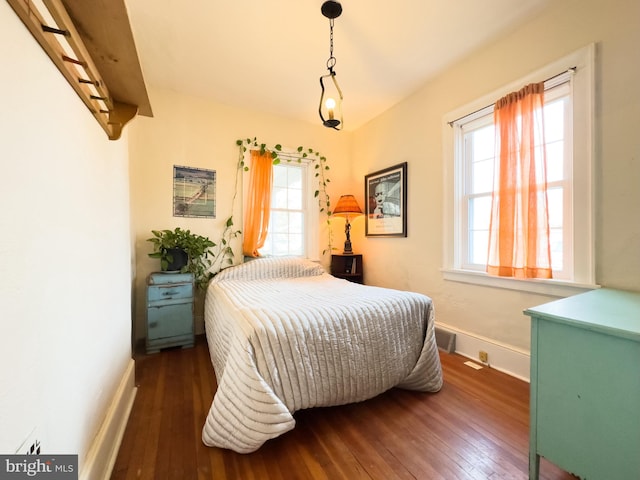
(234, 137, 335, 262)
(226, 217, 234, 227)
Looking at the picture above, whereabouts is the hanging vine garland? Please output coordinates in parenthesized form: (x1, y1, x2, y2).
(236, 137, 335, 256)
(201, 138, 336, 281)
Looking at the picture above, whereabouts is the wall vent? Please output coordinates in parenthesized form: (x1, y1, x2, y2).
(435, 327, 456, 353)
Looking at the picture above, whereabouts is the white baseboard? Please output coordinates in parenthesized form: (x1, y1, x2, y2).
(436, 322, 531, 382)
(80, 359, 137, 480)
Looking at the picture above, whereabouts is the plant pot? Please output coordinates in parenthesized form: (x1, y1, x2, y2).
(165, 248, 188, 272)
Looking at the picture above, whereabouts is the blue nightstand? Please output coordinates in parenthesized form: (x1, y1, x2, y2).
(146, 272, 194, 354)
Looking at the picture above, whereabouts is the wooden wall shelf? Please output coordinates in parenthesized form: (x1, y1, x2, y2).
(8, 0, 152, 140)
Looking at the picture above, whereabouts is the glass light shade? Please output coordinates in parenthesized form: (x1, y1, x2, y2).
(319, 72, 343, 129)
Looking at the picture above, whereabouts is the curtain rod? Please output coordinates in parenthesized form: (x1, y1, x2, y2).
(447, 66, 577, 127)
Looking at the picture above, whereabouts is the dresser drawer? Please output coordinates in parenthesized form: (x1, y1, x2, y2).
(147, 282, 193, 303)
(148, 272, 193, 285)
(147, 303, 193, 341)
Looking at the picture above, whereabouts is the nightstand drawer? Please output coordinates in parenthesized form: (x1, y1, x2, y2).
(148, 272, 193, 285)
(147, 303, 193, 340)
(147, 283, 193, 303)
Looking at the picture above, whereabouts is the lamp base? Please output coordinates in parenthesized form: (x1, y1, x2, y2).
(343, 239, 353, 254)
(323, 119, 341, 128)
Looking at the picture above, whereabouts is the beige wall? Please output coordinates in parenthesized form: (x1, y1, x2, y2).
(351, 0, 640, 352)
(128, 88, 353, 342)
(1, 1, 133, 467)
(129, 0, 639, 365)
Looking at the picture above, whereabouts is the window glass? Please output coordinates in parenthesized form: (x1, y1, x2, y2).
(261, 162, 307, 257)
(456, 83, 571, 277)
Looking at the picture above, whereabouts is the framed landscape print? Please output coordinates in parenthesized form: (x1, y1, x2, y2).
(173, 165, 216, 218)
(364, 162, 407, 237)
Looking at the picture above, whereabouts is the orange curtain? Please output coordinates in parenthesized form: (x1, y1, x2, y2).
(242, 150, 273, 257)
(487, 82, 552, 279)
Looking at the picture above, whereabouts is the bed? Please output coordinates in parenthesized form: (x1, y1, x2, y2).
(201, 256, 443, 453)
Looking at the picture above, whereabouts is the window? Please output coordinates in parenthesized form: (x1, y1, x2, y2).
(443, 45, 596, 296)
(246, 153, 318, 258)
(460, 82, 571, 277)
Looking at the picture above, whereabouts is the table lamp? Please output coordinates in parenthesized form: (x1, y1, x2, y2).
(332, 194, 363, 254)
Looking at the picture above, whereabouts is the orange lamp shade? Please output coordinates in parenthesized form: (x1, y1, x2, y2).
(333, 195, 363, 218)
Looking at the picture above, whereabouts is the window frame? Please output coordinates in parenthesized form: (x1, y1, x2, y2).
(442, 45, 598, 296)
(242, 148, 319, 260)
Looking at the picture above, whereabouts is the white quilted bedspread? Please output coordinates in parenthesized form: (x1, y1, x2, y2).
(201, 257, 443, 453)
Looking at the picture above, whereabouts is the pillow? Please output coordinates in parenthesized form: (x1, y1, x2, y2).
(214, 256, 325, 282)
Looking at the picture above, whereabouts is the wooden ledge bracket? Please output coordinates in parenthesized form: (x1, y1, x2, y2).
(108, 101, 138, 141)
(8, 0, 139, 140)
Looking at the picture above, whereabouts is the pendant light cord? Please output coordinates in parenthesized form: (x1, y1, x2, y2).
(326, 18, 336, 73)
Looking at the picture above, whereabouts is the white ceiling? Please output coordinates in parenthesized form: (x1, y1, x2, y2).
(126, 0, 550, 131)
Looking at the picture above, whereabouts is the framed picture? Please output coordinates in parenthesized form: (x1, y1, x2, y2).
(364, 162, 407, 237)
(173, 165, 216, 218)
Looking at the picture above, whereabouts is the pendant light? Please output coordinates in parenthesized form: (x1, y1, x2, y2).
(319, 1, 344, 130)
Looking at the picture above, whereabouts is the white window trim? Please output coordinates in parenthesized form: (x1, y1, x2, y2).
(242, 147, 319, 260)
(442, 44, 598, 297)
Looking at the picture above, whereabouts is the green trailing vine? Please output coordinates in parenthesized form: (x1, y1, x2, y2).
(147, 137, 334, 285)
(180, 154, 243, 283)
(206, 149, 244, 274)
(208, 215, 242, 272)
(236, 137, 335, 256)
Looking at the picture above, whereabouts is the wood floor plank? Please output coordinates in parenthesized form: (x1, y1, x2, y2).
(111, 336, 577, 480)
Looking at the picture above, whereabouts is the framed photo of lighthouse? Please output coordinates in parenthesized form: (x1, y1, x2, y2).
(364, 162, 407, 237)
(173, 165, 216, 218)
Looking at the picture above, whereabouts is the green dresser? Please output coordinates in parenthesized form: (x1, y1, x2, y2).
(524, 288, 640, 480)
(146, 272, 194, 354)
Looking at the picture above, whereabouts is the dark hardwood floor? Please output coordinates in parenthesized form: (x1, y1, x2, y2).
(111, 336, 576, 479)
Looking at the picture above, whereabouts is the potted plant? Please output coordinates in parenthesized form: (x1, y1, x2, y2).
(147, 227, 216, 288)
